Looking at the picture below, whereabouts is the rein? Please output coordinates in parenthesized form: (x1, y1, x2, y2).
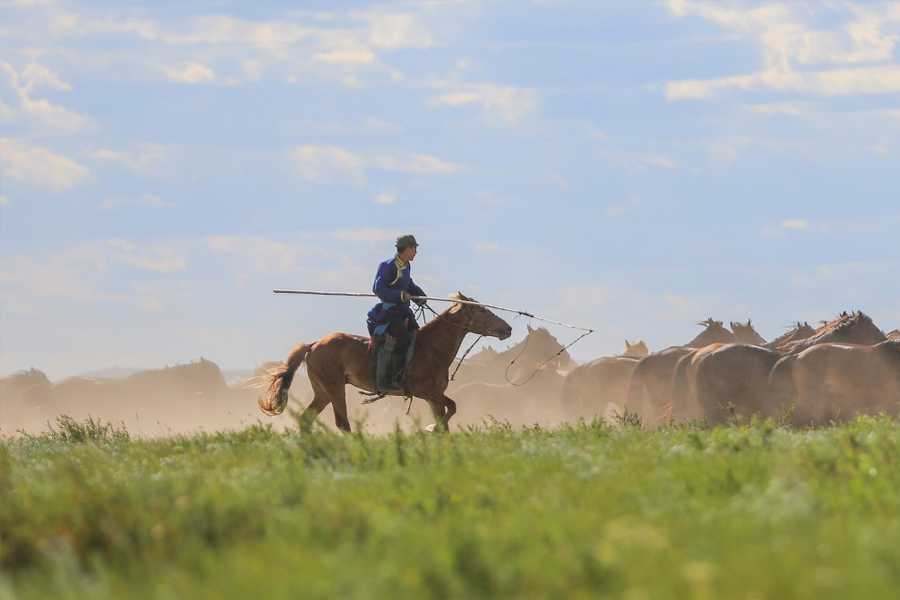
(422, 302, 594, 386)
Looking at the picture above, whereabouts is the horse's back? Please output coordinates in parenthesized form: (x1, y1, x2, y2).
(307, 332, 373, 379)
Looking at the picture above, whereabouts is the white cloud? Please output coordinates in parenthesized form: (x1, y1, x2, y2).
(206, 235, 326, 275)
(367, 13, 433, 49)
(15, 6, 447, 89)
(429, 82, 539, 125)
(743, 102, 810, 116)
(162, 61, 216, 84)
(597, 148, 678, 171)
(0, 238, 188, 312)
(664, 1, 900, 101)
(289, 145, 464, 184)
(0, 61, 91, 133)
(473, 241, 500, 253)
(91, 144, 170, 173)
(373, 153, 463, 175)
(781, 218, 809, 231)
(667, 65, 900, 100)
(106, 239, 187, 273)
(606, 197, 640, 217)
(313, 49, 376, 65)
(373, 192, 397, 205)
(289, 145, 366, 184)
(0, 137, 90, 190)
(100, 194, 175, 210)
(763, 214, 900, 237)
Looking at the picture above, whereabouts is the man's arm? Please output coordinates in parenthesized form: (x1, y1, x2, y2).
(373, 262, 403, 303)
(408, 280, 426, 304)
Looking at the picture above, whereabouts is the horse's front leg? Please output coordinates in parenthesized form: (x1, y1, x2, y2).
(424, 394, 456, 433)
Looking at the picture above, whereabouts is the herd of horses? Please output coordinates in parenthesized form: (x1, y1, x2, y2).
(260, 293, 900, 432)
(2, 294, 898, 435)
(578, 313, 900, 429)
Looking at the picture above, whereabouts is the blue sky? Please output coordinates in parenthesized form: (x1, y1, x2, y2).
(2, 0, 900, 378)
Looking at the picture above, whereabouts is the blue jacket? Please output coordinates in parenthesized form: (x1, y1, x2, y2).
(366, 257, 425, 333)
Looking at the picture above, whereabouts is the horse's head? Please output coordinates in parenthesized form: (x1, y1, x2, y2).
(687, 318, 735, 347)
(624, 340, 650, 358)
(730, 319, 767, 346)
(449, 292, 512, 340)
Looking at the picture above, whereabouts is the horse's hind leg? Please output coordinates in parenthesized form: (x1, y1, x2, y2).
(330, 384, 352, 433)
(299, 395, 329, 432)
(299, 377, 333, 432)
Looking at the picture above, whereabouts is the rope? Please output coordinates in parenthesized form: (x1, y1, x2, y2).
(505, 328, 594, 387)
(273, 289, 596, 388)
(450, 334, 484, 382)
(273, 289, 594, 333)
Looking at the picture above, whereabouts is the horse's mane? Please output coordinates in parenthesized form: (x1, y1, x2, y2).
(768, 321, 814, 348)
(790, 311, 885, 353)
(730, 320, 767, 344)
(0, 368, 51, 391)
(418, 298, 464, 334)
(685, 318, 734, 347)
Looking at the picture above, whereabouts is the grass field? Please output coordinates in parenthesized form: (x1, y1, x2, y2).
(2, 416, 900, 599)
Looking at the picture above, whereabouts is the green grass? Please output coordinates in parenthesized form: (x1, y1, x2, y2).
(2, 416, 900, 598)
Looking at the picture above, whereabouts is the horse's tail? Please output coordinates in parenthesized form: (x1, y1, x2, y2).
(768, 354, 796, 422)
(559, 367, 583, 414)
(625, 362, 645, 419)
(670, 353, 692, 421)
(259, 342, 311, 416)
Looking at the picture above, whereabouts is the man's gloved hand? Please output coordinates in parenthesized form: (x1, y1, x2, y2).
(400, 291, 410, 303)
(413, 297, 427, 307)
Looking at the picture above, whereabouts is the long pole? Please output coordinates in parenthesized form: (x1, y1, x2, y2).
(272, 289, 594, 333)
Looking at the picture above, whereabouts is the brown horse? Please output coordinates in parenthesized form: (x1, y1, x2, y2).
(769, 312, 890, 426)
(770, 340, 900, 426)
(448, 325, 575, 389)
(780, 311, 886, 354)
(680, 313, 884, 426)
(259, 293, 512, 432)
(729, 320, 767, 346)
(625, 319, 736, 427)
(766, 322, 816, 351)
(682, 321, 818, 425)
(669, 320, 773, 422)
(559, 340, 650, 420)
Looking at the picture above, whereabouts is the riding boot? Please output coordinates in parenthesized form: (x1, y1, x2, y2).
(375, 335, 396, 393)
(394, 331, 417, 390)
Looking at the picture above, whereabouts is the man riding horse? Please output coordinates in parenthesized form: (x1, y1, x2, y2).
(366, 234, 427, 394)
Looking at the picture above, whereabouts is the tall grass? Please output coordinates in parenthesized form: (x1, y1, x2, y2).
(2, 416, 900, 598)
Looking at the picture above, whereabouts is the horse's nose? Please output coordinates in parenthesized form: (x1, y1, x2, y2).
(501, 324, 513, 339)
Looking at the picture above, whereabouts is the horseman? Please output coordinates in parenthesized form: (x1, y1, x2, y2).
(367, 234, 427, 394)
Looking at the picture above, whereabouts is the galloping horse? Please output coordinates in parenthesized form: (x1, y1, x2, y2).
(259, 293, 512, 432)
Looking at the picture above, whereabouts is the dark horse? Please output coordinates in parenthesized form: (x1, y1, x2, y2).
(260, 293, 512, 432)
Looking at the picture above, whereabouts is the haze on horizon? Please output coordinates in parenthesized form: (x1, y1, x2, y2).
(2, 0, 900, 380)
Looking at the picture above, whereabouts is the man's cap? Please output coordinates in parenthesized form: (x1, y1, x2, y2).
(396, 234, 419, 249)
